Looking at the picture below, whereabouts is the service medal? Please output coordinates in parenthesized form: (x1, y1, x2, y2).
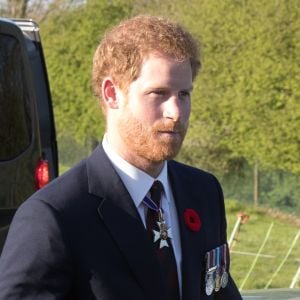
(221, 270, 229, 288)
(214, 247, 222, 291)
(215, 270, 221, 292)
(153, 220, 172, 248)
(143, 195, 172, 249)
(205, 272, 215, 296)
(205, 250, 217, 296)
(221, 244, 229, 288)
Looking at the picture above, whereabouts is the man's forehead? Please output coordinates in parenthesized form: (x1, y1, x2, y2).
(134, 54, 193, 86)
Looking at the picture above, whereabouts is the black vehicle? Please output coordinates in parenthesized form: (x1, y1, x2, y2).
(0, 18, 58, 254)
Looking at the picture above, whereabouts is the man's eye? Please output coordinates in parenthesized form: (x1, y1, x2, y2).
(152, 90, 166, 96)
(179, 91, 191, 98)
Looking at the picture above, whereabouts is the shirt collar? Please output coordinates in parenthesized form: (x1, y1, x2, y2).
(102, 135, 169, 209)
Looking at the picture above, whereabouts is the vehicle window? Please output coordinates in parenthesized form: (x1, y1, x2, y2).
(0, 33, 32, 161)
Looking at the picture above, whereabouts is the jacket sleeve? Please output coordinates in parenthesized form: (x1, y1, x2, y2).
(211, 175, 243, 300)
(0, 197, 73, 300)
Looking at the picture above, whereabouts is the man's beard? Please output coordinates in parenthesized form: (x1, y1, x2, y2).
(117, 108, 188, 163)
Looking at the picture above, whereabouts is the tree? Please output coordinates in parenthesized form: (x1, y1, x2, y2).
(3, 0, 29, 18)
(0, 0, 84, 22)
(40, 0, 300, 185)
(137, 0, 300, 177)
(41, 0, 132, 155)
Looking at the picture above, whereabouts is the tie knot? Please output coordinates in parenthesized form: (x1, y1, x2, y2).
(150, 180, 163, 206)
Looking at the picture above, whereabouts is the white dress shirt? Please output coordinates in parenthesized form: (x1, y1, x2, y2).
(102, 136, 182, 297)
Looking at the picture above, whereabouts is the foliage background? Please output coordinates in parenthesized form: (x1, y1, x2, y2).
(32, 0, 300, 214)
(2, 0, 299, 211)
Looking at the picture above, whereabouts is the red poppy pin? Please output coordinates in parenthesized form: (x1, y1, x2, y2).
(184, 208, 201, 232)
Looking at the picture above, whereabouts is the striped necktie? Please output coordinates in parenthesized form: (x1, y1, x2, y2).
(146, 180, 180, 300)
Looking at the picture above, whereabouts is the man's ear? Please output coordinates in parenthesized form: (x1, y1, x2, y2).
(101, 77, 119, 109)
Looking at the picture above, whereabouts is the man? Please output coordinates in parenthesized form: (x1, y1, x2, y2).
(0, 15, 242, 299)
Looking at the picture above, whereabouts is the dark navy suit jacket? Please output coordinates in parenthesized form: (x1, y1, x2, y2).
(0, 145, 242, 299)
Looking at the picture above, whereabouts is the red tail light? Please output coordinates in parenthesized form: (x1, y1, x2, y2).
(35, 159, 50, 189)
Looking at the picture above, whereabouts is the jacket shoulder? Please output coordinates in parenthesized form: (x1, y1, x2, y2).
(168, 160, 218, 181)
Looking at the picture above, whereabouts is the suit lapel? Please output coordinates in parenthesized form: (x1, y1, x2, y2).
(86, 145, 166, 300)
(168, 162, 209, 300)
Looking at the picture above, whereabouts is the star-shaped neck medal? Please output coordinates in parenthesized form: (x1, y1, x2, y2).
(153, 221, 173, 248)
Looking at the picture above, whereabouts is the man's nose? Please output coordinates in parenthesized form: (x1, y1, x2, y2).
(162, 95, 181, 121)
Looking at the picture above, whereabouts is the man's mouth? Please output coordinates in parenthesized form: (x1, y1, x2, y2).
(154, 122, 187, 137)
(157, 130, 181, 137)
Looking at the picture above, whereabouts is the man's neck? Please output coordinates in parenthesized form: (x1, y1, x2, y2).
(105, 133, 164, 178)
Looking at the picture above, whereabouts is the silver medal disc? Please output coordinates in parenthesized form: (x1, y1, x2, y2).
(221, 271, 229, 288)
(205, 273, 215, 296)
(215, 273, 221, 292)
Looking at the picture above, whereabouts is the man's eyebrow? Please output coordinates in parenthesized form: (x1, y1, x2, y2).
(182, 86, 194, 92)
(146, 85, 194, 91)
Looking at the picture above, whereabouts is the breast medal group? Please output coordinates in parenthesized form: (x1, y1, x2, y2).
(205, 244, 229, 296)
